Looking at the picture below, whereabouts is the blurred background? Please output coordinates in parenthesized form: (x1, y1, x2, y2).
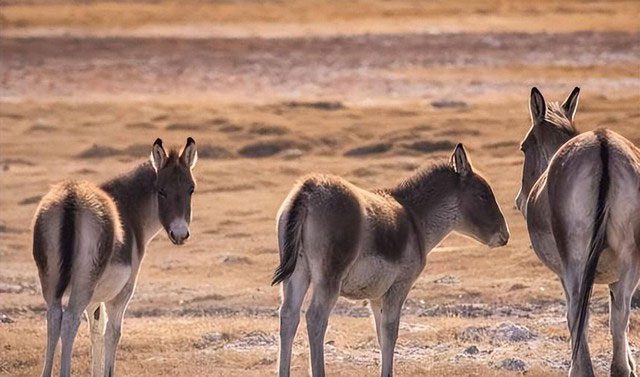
(1, 1, 638, 376)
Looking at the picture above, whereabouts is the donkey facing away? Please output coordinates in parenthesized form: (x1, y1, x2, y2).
(516, 87, 640, 377)
(32, 138, 198, 377)
(272, 144, 510, 377)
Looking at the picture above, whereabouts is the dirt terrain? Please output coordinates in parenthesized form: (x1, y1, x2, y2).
(0, 1, 639, 376)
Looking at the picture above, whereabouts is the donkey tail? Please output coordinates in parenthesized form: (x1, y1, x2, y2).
(571, 130, 611, 362)
(271, 183, 310, 286)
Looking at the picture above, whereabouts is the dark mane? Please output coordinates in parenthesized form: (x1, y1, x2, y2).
(545, 101, 578, 137)
(385, 162, 457, 201)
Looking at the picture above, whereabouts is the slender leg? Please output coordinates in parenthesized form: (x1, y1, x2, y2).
(103, 284, 134, 377)
(562, 273, 595, 377)
(609, 261, 640, 377)
(60, 288, 93, 377)
(87, 303, 107, 377)
(278, 261, 311, 377)
(306, 279, 341, 377)
(375, 284, 410, 377)
(369, 299, 382, 347)
(41, 301, 63, 377)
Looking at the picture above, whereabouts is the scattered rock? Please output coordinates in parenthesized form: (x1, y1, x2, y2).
(238, 139, 308, 158)
(76, 144, 121, 159)
(285, 101, 345, 111)
(217, 255, 252, 264)
(498, 357, 529, 372)
(197, 144, 233, 159)
(224, 331, 276, 350)
(403, 140, 456, 153)
(431, 99, 468, 109)
(19, 195, 42, 205)
(166, 123, 200, 130)
(281, 148, 304, 160)
(495, 322, 535, 342)
(463, 345, 480, 355)
(419, 304, 493, 318)
(0, 312, 14, 324)
(193, 332, 230, 349)
(432, 275, 460, 285)
(248, 123, 289, 136)
(344, 143, 393, 157)
(458, 326, 491, 342)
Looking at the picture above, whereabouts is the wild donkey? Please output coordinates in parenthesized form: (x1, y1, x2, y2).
(516, 87, 640, 377)
(273, 144, 510, 377)
(33, 138, 198, 377)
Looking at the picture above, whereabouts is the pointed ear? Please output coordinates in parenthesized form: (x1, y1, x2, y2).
(180, 137, 197, 169)
(561, 87, 580, 122)
(529, 87, 546, 123)
(450, 143, 472, 176)
(150, 138, 167, 172)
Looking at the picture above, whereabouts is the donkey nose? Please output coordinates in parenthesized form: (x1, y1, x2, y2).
(168, 219, 190, 245)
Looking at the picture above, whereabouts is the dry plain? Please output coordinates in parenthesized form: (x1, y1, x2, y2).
(1, 1, 639, 376)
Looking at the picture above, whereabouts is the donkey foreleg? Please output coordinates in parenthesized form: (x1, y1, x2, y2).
(374, 283, 410, 377)
(87, 303, 107, 377)
(306, 279, 341, 377)
(609, 262, 640, 377)
(278, 261, 310, 377)
(41, 301, 63, 377)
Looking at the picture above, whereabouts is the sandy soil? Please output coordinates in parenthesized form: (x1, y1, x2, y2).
(0, 1, 639, 376)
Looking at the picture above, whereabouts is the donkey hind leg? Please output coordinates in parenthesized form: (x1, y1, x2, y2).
(278, 260, 311, 377)
(41, 299, 63, 377)
(103, 283, 134, 377)
(373, 284, 411, 377)
(87, 303, 107, 377)
(306, 277, 341, 377)
(60, 281, 94, 377)
(609, 259, 640, 377)
(562, 270, 595, 377)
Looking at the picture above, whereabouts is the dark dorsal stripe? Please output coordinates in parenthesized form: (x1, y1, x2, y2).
(571, 129, 610, 362)
(56, 194, 76, 299)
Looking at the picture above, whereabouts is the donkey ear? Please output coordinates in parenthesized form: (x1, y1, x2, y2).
(180, 137, 197, 169)
(529, 87, 546, 123)
(150, 138, 167, 172)
(561, 87, 580, 122)
(450, 143, 472, 176)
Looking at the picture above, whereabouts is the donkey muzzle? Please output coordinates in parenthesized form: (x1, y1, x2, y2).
(168, 219, 190, 245)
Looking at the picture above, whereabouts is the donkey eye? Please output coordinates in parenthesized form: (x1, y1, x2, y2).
(158, 189, 167, 198)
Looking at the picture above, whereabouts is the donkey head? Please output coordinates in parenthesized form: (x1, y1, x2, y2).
(515, 87, 579, 214)
(451, 144, 509, 248)
(150, 137, 198, 245)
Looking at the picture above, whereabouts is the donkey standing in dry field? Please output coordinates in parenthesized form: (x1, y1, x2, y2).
(516, 87, 640, 377)
(33, 138, 197, 377)
(273, 144, 510, 377)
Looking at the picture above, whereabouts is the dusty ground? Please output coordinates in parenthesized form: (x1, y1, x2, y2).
(0, 1, 639, 376)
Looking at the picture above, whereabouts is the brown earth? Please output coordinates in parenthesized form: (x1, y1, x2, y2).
(0, 1, 639, 376)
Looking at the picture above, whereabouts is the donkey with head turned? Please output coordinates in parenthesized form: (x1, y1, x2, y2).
(516, 87, 640, 377)
(272, 144, 510, 377)
(33, 138, 198, 377)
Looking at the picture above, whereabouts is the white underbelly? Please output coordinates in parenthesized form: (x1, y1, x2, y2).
(91, 263, 131, 303)
(340, 256, 400, 300)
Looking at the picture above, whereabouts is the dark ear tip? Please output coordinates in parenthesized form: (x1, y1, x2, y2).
(573, 87, 580, 93)
(455, 143, 464, 151)
(186, 137, 195, 145)
(154, 138, 163, 147)
(531, 87, 541, 95)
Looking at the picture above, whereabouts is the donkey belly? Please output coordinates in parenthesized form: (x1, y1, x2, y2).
(340, 255, 399, 300)
(91, 262, 132, 303)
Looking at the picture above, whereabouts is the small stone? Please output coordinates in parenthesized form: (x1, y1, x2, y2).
(495, 322, 535, 342)
(499, 358, 528, 372)
(463, 345, 479, 355)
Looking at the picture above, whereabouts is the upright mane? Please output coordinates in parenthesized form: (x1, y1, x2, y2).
(545, 101, 578, 137)
(386, 162, 457, 201)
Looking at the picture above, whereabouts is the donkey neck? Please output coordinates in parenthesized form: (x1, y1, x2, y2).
(388, 165, 460, 253)
(101, 162, 162, 253)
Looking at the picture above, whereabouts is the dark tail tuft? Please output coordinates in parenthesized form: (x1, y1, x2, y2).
(571, 131, 610, 361)
(55, 195, 76, 299)
(271, 184, 309, 286)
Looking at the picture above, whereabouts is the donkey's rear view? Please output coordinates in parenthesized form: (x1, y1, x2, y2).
(33, 138, 198, 377)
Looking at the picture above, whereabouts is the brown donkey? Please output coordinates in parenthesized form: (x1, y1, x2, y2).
(273, 144, 510, 377)
(517, 87, 640, 377)
(33, 138, 197, 377)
